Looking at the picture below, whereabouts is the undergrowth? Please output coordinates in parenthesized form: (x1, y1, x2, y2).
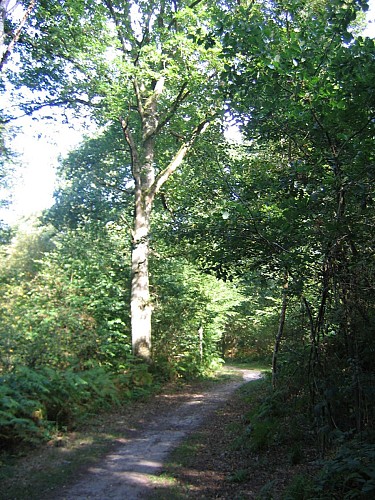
(232, 374, 375, 499)
(0, 360, 236, 453)
(0, 361, 154, 450)
(0, 363, 244, 499)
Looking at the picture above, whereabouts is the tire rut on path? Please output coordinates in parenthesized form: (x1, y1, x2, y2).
(57, 369, 262, 500)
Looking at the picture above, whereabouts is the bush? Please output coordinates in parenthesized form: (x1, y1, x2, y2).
(0, 368, 52, 446)
(282, 474, 314, 500)
(0, 362, 154, 447)
(313, 441, 375, 499)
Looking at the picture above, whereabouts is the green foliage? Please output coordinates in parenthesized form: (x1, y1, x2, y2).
(0, 217, 55, 280)
(0, 369, 49, 445)
(221, 274, 282, 360)
(282, 474, 314, 500)
(0, 207, 246, 396)
(46, 126, 133, 230)
(313, 442, 375, 499)
(228, 468, 249, 483)
(256, 480, 279, 500)
(288, 443, 304, 466)
(208, 0, 375, 467)
(42, 365, 122, 425)
(0, 361, 155, 447)
(230, 375, 313, 459)
(247, 419, 279, 453)
(126, 362, 154, 398)
(0, 121, 15, 223)
(0, 0, 373, 466)
(151, 255, 243, 378)
(0, 221, 131, 371)
(241, 387, 290, 452)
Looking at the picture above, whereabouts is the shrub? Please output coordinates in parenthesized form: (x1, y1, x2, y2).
(0, 362, 154, 447)
(0, 368, 52, 445)
(282, 474, 314, 500)
(313, 441, 375, 499)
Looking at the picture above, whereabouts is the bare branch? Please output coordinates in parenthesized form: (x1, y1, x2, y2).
(149, 118, 210, 200)
(120, 116, 140, 182)
(154, 81, 190, 136)
(0, 0, 36, 72)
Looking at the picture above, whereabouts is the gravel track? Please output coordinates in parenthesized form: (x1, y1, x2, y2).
(57, 369, 262, 499)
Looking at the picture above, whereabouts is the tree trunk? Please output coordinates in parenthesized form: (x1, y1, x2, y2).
(121, 104, 210, 360)
(130, 186, 153, 360)
(272, 272, 288, 388)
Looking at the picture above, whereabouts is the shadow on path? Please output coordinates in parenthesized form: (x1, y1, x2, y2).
(57, 369, 262, 499)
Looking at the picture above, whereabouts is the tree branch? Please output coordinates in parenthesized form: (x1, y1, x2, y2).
(149, 118, 210, 200)
(0, 0, 36, 72)
(141, 80, 189, 142)
(166, 0, 206, 31)
(154, 81, 190, 136)
(133, 10, 154, 65)
(310, 107, 340, 167)
(336, 116, 374, 158)
(94, 177, 134, 196)
(133, 80, 145, 117)
(272, 272, 289, 388)
(1, 97, 97, 124)
(120, 117, 140, 183)
(103, 0, 132, 57)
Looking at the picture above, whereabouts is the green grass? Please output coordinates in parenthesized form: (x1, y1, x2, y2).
(224, 358, 272, 373)
(147, 485, 190, 500)
(173, 434, 202, 464)
(228, 468, 250, 483)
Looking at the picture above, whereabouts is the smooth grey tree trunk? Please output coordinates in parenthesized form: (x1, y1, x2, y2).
(130, 187, 153, 359)
(121, 84, 210, 360)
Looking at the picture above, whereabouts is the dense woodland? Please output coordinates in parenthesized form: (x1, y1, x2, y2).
(1, 0, 374, 497)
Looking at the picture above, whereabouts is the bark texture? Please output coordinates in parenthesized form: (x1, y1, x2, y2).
(121, 79, 210, 359)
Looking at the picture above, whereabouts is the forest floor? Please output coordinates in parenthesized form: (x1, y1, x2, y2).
(0, 364, 319, 500)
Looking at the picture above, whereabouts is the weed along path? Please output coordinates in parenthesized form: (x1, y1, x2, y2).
(55, 368, 262, 500)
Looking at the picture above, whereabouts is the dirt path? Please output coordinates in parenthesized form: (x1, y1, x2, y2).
(55, 368, 262, 500)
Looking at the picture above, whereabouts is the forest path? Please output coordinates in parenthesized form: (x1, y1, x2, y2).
(55, 367, 262, 500)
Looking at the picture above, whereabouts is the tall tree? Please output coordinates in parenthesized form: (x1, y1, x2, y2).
(3, 0, 230, 358)
(159, 0, 374, 412)
(218, 0, 375, 429)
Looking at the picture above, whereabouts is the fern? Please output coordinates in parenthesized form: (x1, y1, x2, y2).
(0, 378, 48, 444)
(314, 442, 375, 499)
(0, 362, 154, 446)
